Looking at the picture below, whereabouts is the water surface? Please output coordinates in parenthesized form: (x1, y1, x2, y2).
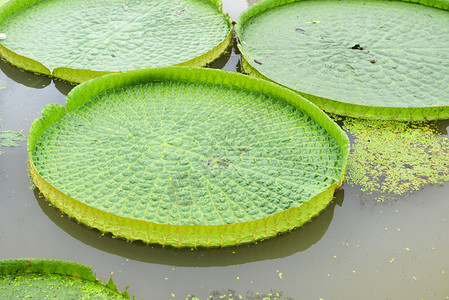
(1, 1, 448, 299)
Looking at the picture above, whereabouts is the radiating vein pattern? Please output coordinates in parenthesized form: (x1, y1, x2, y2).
(32, 81, 343, 226)
(0, 0, 230, 71)
(239, 0, 449, 108)
(0, 274, 125, 299)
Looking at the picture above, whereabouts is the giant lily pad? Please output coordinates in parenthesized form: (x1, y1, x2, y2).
(28, 67, 349, 247)
(0, 0, 232, 83)
(236, 0, 449, 121)
(0, 258, 131, 299)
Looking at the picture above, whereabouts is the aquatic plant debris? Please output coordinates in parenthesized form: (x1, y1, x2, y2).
(342, 117, 449, 198)
(0, 130, 26, 154)
(0, 130, 25, 146)
(205, 289, 287, 300)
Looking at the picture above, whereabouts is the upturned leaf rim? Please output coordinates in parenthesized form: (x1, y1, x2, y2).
(0, 258, 132, 299)
(0, 0, 233, 83)
(235, 0, 449, 121)
(28, 66, 349, 248)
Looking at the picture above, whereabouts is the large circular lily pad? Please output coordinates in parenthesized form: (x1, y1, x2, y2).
(0, 0, 232, 83)
(236, 0, 449, 121)
(0, 258, 131, 299)
(28, 67, 349, 247)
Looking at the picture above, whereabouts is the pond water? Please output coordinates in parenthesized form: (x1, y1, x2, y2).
(1, 1, 449, 299)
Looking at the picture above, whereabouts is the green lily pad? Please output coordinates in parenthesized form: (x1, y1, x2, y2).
(0, 0, 232, 83)
(0, 258, 131, 299)
(28, 67, 349, 247)
(236, 0, 449, 121)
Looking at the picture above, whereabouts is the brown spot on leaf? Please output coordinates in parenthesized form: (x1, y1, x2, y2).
(217, 158, 232, 168)
(351, 44, 364, 50)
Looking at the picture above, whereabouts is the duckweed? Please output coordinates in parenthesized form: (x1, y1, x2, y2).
(342, 118, 449, 198)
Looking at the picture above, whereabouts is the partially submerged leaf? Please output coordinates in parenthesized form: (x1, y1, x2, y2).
(0, 130, 25, 147)
(236, 0, 449, 120)
(0, 0, 232, 83)
(0, 258, 131, 299)
(28, 67, 349, 247)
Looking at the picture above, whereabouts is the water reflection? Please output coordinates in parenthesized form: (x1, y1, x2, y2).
(35, 188, 344, 267)
(0, 59, 51, 89)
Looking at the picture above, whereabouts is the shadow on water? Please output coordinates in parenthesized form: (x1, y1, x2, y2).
(437, 119, 449, 135)
(1, 40, 232, 95)
(53, 79, 76, 96)
(0, 59, 51, 88)
(0, 57, 73, 96)
(35, 188, 344, 267)
(206, 42, 233, 70)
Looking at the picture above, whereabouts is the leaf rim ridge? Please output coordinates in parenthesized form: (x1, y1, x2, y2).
(0, 258, 131, 299)
(0, 0, 233, 83)
(235, 0, 449, 121)
(28, 66, 350, 248)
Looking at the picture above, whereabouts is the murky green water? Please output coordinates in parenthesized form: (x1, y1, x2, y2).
(1, 1, 449, 299)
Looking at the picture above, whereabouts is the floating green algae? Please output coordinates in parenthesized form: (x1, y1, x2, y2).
(184, 289, 290, 300)
(342, 118, 449, 197)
